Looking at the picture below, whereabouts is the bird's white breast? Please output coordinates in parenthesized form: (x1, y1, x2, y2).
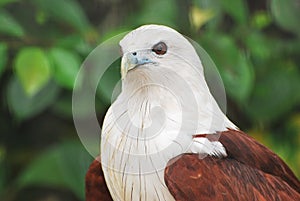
(98, 24, 241, 200)
(100, 65, 235, 201)
(101, 86, 185, 200)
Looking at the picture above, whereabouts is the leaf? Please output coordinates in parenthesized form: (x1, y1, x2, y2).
(245, 32, 273, 61)
(0, 145, 5, 195)
(251, 11, 272, 29)
(7, 77, 59, 120)
(270, 0, 300, 35)
(14, 47, 51, 96)
(246, 64, 300, 123)
(32, 0, 90, 32)
(51, 94, 73, 118)
(55, 34, 94, 56)
(193, 0, 223, 30)
(0, 0, 18, 6)
(220, 0, 248, 24)
(288, 114, 300, 139)
(194, 0, 222, 12)
(0, 9, 25, 37)
(0, 43, 7, 77)
(48, 48, 81, 89)
(201, 33, 254, 102)
(132, 0, 177, 27)
(97, 59, 121, 104)
(189, 6, 215, 30)
(17, 140, 93, 200)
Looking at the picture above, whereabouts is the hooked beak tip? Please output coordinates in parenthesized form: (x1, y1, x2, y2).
(121, 52, 153, 79)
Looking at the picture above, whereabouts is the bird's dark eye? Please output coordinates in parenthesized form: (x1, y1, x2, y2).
(152, 42, 167, 55)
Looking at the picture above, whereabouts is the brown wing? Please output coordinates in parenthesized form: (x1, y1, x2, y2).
(85, 157, 113, 201)
(165, 129, 300, 201)
(220, 129, 300, 193)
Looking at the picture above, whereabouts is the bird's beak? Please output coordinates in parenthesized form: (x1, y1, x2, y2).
(121, 52, 153, 79)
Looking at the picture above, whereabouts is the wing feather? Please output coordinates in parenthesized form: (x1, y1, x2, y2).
(165, 129, 300, 201)
(220, 129, 300, 193)
(85, 157, 113, 201)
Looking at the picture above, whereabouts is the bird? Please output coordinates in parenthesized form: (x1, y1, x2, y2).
(85, 24, 300, 201)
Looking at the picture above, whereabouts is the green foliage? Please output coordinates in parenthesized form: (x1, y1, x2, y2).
(32, 0, 90, 32)
(1, 0, 300, 200)
(246, 64, 300, 122)
(97, 59, 121, 104)
(14, 47, 51, 96)
(132, 0, 178, 27)
(0, 42, 7, 77)
(0, 9, 25, 37)
(55, 33, 94, 55)
(201, 33, 254, 102)
(271, 0, 300, 35)
(0, 146, 5, 195)
(0, 0, 18, 7)
(220, 0, 248, 24)
(251, 11, 272, 29)
(17, 140, 93, 200)
(48, 47, 81, 89)
(7, 77, 59, 120)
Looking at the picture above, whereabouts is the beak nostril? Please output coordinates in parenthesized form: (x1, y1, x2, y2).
(132, 52, 137, 56)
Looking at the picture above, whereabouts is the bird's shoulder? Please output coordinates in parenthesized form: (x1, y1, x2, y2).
(164, 129, 300, 201)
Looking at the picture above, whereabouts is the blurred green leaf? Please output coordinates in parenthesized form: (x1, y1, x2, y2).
(51, 94, 73, 118)
(193, 0, 223, 30)
(0, 0, 18, 6)
(35, 9, 47, 25)
(189, 5, 215, 30)
(55, 34, 94, 56)
(0, 146, 5, 195)
(0, 9, 25, 37)
(97, 59, 121, 104)
(194, 0, 222, 14)
(0, 43, 7, 77)
(288, 114, 300, 141)
(245, 32, 273, 61)
(32, 0, 90, 32)
(17, 140, 93, 200)
(247, 129, 274, 150)
(251, 11, 272, 29)
(14, 47, 51, 96)
(7, 77, 59, 119)
(133, 0, 177, 27)
(49, 48, 81, 89)
(201, 34, 254, 102)
(271, 0, 300, 35)
(246, 64, 300, 122)
(99, 28, 129, 43)
(220, 0, 248, 24)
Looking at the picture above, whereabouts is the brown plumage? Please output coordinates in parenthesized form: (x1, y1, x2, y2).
(85, 157, 113, 201)
(86, 130, 300, 201)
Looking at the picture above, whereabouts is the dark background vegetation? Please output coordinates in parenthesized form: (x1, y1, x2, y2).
(0, 0, 300, 200)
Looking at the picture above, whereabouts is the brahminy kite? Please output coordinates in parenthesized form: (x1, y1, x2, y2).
(85, 25, 300, 201)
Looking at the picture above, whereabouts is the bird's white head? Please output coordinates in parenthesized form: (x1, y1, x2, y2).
(119, 24, 204, 85)
(116, 24, 236, 134)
